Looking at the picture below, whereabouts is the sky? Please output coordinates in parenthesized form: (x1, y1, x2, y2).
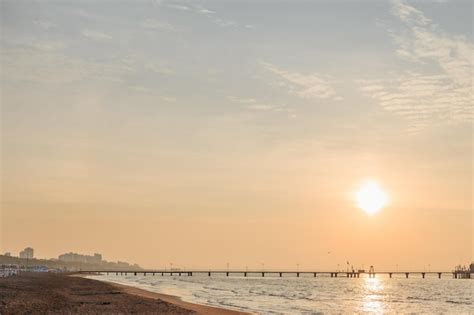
(1, 0, 472, 271)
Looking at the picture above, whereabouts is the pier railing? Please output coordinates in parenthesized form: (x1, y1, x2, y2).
(78, 270, 472, 279)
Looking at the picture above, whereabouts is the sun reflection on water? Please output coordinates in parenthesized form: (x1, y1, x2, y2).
(361, 276, 385, 314)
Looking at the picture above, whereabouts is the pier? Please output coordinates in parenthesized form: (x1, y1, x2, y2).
(79, 270, 472, 279)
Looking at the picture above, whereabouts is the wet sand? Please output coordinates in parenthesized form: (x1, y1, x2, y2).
(0, 272, 249, 314)
(108, 281, 251, 315)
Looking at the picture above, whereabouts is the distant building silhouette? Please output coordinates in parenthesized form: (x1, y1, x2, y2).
(4, 252, 11, 257)
(94, 253, 102, 262)
(19, 247, 34, 259)
(58, 252, 103, 264)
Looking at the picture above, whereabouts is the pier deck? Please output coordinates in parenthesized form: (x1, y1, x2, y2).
(79, 270, 472, 279)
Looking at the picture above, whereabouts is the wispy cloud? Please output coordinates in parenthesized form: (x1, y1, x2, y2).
(1, 45, 173, 85)
(227, 96, 295, 116)
(391, 0, 431, 26)
(73, 9, 98, 20)
(358, 0, 473, 128)
(2, 47, 131, 84)
(30, 40, 65, 52)
(261, 62, 340, 101)
(81, 29, 112, 41)
(213, 18, 237, 27)
(144, 62, 175, 75)
(140, 19, 175, 31)
(164, 2, 241, 28)
(166, 4, 191, 11)
(128, 87, 176, 102)
(118, 55, 175, 75)
(129, 85, 151, 93)
(161, 96, 177, 102)
(197, 8, 215, 15)
(34, 20, 56, 30)
(227, 96, 257, 104)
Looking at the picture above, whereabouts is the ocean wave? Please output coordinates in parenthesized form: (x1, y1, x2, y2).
(445, 300, 472, 305)
(92, 275, 473, 314)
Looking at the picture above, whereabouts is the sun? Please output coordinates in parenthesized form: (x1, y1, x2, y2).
(356, 180, 388, 215)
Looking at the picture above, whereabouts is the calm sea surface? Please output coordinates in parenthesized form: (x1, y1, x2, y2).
(89, 273, 472, 314)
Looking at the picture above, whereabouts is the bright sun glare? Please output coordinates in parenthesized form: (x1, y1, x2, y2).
(356, 181, 388, 215)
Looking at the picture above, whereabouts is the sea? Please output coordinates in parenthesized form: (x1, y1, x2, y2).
(88, 273, 473, 314)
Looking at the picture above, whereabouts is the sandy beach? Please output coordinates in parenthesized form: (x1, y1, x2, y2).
(0, 272, 249, 314)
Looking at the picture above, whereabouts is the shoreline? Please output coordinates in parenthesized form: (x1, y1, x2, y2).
(0, 272, 250, 314)
(105, 280, 252, 315)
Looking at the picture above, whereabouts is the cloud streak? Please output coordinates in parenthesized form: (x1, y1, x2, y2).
(2, 45, 174, 85)
(140, 19, 175, 31)
(81, 29, 112, 41)
(261, 62, 340, 101)
(359, 0, 473, 128)
(34, 20, 57, 30)
(227, 96, 295, 115)
(166, 4, 191, 11)
(165, 1, 241, 28)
